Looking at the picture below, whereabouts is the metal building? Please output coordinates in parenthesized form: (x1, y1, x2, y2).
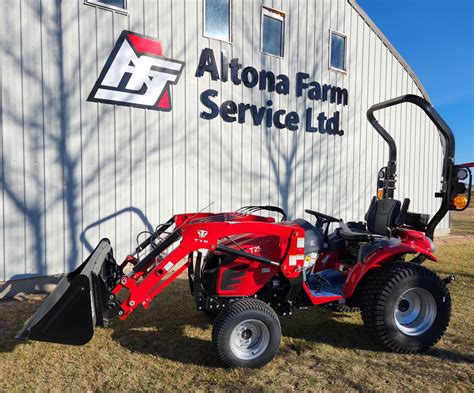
(0, 0, 448, 283)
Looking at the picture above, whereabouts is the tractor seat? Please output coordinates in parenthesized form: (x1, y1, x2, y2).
(339, 197, 409, 241)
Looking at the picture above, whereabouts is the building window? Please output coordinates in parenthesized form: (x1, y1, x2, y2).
(203, 0, 232, 42)
(261, 6, 285, 57)
(330, 31, 347, 72)
(85, 0, 127, 13)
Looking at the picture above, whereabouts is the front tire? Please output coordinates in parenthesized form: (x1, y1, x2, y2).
(212, 298, 281, 368)
(361, 262, 451, 353)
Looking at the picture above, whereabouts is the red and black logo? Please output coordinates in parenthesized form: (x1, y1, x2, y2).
(88, 30, 185, 111)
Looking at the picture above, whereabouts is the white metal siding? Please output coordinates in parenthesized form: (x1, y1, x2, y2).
(0, 0, 447, 281)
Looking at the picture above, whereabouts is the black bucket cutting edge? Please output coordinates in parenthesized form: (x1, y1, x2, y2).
(16, 238, 124, 345)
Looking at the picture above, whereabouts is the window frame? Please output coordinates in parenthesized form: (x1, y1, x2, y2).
(329, 29, 348, 73)
(202, 0, 233, 44)
(84, 0, 128, 14)
(260, 5, 285, 58)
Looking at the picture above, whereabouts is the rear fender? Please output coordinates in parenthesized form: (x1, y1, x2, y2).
(344, 243, 437, 298)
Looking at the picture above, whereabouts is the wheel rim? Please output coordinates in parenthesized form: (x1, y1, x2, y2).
(229, 319, 270, 360)
(393, 287, 437, 336)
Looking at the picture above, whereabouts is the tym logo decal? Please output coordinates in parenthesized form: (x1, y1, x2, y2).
(88, 31, 184, 111)
(197, 230, 208, 239)
(195, 229, 209, 244)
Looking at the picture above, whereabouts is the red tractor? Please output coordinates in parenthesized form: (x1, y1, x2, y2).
(18, 95, 472, 368)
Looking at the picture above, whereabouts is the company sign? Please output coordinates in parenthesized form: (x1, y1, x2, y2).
(88, 31, 184, 111)
(195, 48, 347, 135)
(90, 32, 347, 136)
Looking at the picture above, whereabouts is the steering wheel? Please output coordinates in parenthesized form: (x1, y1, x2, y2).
(305, 209, 341, 228)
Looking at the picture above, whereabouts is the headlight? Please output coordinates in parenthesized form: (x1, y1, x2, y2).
(457, 168, 468, 181)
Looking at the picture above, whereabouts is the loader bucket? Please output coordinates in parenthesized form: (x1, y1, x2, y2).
(16, 239, 124, 345)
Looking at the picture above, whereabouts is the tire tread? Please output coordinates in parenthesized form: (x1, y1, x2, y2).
(212, 298, 281, 368)
(360, 262, 451, 353)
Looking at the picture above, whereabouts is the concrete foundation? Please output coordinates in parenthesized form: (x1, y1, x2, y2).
(0, 275, 63, 299)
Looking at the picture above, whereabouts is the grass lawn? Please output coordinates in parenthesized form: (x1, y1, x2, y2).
(1, 209, 473, 392)
(451, 203, 474, 236)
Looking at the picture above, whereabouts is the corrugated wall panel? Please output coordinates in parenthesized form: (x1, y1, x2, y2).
(343, 4, 356, 221)
(39, 1, 60, 275)
(160, 0, 171, 218)
(275, 0, 288, 214)
(62, 0, 83, 273)
(295, 0, 307, 219)
(0, 0, 450, 281)
(333, 0, 347, 221)
(171, 0, 186, 214)
(230, 0, 243, 211)
(240, 0, 255, 209)
(129, 0, 149, 257)
(96, 9, 112, 230)
(196, 0, 210, 214)
(0, 23, 4, 281)
(96, 3, 117, 257)
(2, 0, 28, 280)
(351, 4, 363, 219)
(21, 0, 44, 277)
(144, 0, 161, 229)
(183, 0, 199, 214)
(117, 8, 134, 257)
(79, 3, 100, 261)
(326, 1, 335, 217)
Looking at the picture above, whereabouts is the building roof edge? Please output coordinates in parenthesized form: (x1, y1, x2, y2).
(347, 0, 431, 102)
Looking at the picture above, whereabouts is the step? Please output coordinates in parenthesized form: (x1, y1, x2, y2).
(306, 269, 345, 297)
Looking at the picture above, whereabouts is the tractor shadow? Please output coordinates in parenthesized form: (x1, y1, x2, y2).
(110, 279, 474, 366)
(3, 280, 471, 366)
(107, 279, 381, 366)
(109, 279, 222, 367)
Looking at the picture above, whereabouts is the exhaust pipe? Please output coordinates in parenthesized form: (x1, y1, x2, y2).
(16, 239, 124, 345)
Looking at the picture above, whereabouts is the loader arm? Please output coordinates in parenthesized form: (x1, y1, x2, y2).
(114, 219, 301, 318)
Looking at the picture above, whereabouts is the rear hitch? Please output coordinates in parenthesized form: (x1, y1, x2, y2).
(442, 275, 455, 285)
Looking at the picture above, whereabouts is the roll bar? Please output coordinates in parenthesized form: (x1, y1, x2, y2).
(367, 94, 457, 239)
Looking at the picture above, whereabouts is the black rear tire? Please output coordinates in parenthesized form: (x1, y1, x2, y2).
(361, 262, 451, 353)
(212, 298, 281, 368)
